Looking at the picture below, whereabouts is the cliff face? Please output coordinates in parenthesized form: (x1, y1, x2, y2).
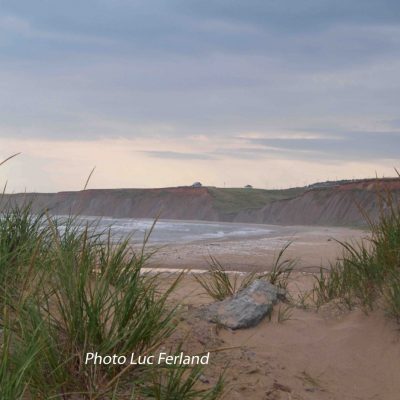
(239, 180, 400, 226)
(3, 180, 400, 226)
(2, 188, 219, 221)
(235, 188, 391, 226)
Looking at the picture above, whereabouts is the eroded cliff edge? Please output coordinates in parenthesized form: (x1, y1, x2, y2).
(3, 179, 400, 226)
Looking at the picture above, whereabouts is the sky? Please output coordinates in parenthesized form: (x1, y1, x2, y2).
(1, 0, 400, 192)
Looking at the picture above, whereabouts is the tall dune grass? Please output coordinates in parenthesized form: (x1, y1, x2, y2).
(313, 181, 400, 320)
(194, 242, 295, 301)
(0, 204, 223, 399)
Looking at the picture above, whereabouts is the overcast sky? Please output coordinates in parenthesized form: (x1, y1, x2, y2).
(1, 0, 400, 192)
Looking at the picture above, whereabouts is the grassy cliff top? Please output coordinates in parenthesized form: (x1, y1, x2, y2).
(207, 187, 306, 214)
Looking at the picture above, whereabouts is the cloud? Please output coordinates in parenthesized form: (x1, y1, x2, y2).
(383, 118, 400, 129)
(246, 131, 400, 160)
(142, 151, 216, 160)
(175, 0, 400, 32)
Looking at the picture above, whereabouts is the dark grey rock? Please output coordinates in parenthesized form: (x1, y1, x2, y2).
(202, 280, 285, 329)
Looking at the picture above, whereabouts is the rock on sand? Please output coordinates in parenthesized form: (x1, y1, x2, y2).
(202, 279, 285, 329)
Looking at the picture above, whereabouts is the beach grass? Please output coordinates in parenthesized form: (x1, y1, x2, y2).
(194, 242, 295, 301)
(192, 255, 258, 301)
(313, 182, 400, 320)
(0, 203, 224, 399)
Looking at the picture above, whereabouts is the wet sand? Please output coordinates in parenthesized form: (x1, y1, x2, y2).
(147, 225, 367, 272)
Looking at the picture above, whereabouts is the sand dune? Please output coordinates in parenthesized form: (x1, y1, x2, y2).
(153, 225, 398, 400)
(163, 273, 400, 400)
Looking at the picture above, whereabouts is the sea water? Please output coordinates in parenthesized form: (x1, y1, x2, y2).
(54, 216, 273, 245)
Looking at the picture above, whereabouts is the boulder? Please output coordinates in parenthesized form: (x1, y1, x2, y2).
(202, 280, 285, 329)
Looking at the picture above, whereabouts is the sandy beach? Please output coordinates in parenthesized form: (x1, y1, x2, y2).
(147, 224, 367, 272)
(156, 270, 400, 400)
(146, 225, 400, 400)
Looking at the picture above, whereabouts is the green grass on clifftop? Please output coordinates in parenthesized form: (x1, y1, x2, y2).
(207, 187, 306, 215)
